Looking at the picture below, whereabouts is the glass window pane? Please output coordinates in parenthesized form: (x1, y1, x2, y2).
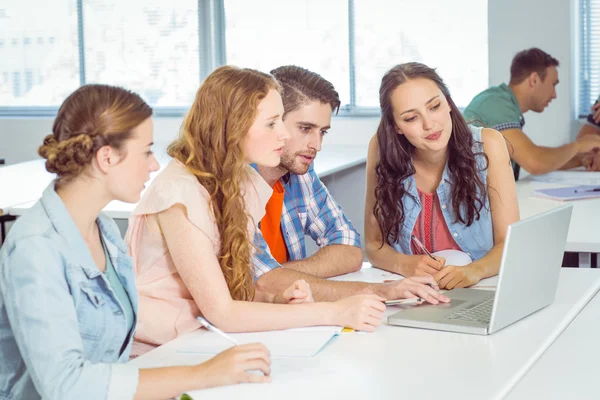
(0, 1, 80, 106)
(354, 0, 488, 108)
(83, 0, 200, 107)
(579, 0, 600, 116)
(224, 0, 350, 106)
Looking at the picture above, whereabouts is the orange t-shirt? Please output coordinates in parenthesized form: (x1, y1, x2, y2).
(260, 181, 289, 264)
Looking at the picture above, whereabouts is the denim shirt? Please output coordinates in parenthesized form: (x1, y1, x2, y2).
(391, 125, 494, 261)
(0, 183, 139, 400)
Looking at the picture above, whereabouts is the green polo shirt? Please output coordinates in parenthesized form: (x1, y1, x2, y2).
(463, 83, 524, 131)
(463, 83, 525, 180)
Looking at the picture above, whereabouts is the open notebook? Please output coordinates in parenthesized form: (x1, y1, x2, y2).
(175, 325, 343, 358)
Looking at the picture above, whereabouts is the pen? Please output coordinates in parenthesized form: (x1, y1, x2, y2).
(384, 298, 423, 306)
(196, 316, 240, 346)
(411, 234, 436, 261)
(574, 188, 600, 193)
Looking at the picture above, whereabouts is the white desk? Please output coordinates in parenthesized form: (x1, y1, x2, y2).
(506, 290, 600, 400)
(129, 267, 600, 400)
(517, 177, 600, 267)
(4, 145, 367, 219)
(0, 160, 54, 214)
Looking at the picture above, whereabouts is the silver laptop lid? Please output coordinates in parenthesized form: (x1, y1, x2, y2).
(488, 204, 573, 334)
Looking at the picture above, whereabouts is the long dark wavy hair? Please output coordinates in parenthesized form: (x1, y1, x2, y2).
(373, 62, 488, 247)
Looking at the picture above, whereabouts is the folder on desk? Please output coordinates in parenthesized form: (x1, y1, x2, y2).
(531, 185, 600, 201)
(175, 326, 343, 358)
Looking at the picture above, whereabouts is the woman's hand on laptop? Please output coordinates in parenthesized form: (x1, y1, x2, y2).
(379, 276, 450, 305)
(434, 265, 482, 290)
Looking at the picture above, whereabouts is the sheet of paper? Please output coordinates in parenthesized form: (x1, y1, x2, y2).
(175, 326, 341, 358)
(433, 249, 473, 266)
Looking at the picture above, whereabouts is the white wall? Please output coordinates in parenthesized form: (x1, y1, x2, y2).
(0, 116, 379, 166)
(488, 0, 580, 148)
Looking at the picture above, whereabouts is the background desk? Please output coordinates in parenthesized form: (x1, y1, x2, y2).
(517, 177, 600, 267)
(506, 289, 600, 400)
(130, 266, 600, 400)
(2, 145, 367, 239)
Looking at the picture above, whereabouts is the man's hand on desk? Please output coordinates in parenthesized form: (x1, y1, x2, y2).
(375, 275, 450, 305)
(582, 151, 600, 171)
(272, 279, 314, 304)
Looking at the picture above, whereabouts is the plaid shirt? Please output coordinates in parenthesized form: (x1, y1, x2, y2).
(493, 115, 525, 181)
(252, 163, 361, 277)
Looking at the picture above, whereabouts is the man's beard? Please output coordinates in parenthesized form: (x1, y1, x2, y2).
(279, 150, 315, 175)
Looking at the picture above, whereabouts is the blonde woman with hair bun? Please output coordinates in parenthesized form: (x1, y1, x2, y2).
(0, 84, 272, 400)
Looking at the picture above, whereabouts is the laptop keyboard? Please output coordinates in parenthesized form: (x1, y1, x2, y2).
(445, 297, 494, 324)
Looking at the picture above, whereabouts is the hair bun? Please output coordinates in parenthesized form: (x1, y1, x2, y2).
(38, 133, 95, 176)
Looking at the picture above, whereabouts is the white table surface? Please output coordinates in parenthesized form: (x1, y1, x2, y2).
(3, 145, 367, 218)
(517, 177, 600, 253)
(129, 266, 600, 400)
(506, 289, 600, 400)
(0, 159, 54, 213)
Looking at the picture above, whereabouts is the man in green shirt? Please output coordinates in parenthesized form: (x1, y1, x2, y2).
(464, 48, 600, 180)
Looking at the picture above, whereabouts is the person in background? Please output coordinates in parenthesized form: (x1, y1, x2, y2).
(463, 48, 600, 179)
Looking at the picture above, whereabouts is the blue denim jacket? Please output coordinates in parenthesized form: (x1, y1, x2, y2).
(391, 125, 494, 260)
(0, 183, 139, 400)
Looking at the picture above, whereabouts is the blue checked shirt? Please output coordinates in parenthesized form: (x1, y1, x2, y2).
(252, 163, 361, 276)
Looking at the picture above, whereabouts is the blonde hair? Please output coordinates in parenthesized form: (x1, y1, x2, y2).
(38, 84, 152, 187)
(168, 66, 281, 301)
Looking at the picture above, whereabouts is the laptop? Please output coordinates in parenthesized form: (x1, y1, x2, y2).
(387, 204, 573, 335)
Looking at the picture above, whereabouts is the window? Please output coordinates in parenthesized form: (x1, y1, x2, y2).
(83, 0, 200, 107)
(353, 0, 488, 108)
(0, 1, 80, 107)
(0, 0, 488, 114)
(224, 0, 351, 106)
(25, 69, 33, 93)
(12, 71, 21, 97)
(579, 0, 600, 117)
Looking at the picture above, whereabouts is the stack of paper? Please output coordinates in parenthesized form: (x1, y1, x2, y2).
(531, 185, 600, 201)
(175, 326, 343, 358)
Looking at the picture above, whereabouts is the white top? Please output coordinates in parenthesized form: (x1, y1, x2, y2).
(3, 145, 367, 218)
(506, 290, 600, 399)
(129, 266, 600, 400)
